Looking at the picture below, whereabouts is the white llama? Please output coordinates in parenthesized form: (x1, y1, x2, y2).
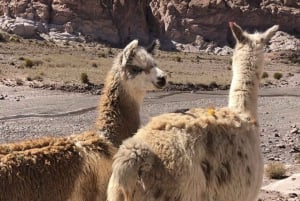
(0, 39, 166, 201)
(107, 22, 279, 201)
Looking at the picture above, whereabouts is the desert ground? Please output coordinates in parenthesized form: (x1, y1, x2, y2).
(0, 35, 300, 200)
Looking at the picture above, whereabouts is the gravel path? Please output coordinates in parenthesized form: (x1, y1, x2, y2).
(1, 85, 299, 163)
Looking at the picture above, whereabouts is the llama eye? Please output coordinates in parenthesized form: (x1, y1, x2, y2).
(128, 65, 143, 75)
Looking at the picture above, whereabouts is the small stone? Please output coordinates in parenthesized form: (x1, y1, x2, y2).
(277, 144, 286, 149)
(274, 157, 281, 161)
(274, 133, 280, 137)
(288, 193, 298, 198)
(290, 147, 300, 153)
(268, 157, 275, 161)
(290, 128, 299, 134)
(0, 95, 4, 100)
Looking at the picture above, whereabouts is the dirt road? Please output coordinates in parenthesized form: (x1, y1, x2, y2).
(1, 85, 299, 162)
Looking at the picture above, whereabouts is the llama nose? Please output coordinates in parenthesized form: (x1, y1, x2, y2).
(156, 76, 166, 87)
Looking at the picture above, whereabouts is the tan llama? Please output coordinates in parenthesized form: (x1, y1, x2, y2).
(0, 39, 166, 201)
(107, 23, 279, 201)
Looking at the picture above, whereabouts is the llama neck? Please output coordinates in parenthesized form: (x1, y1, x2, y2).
(96, 71, 144, 147)
(228, 48, 264, 119)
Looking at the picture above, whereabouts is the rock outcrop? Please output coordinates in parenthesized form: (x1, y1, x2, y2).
(0, 0, 299, 51)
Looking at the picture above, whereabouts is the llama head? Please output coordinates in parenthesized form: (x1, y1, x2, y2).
(230, 22, 279, 51)
(119, 39, 167, 93)
(229, 22, 279, 77)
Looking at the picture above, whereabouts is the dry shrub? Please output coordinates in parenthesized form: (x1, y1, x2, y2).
(265, 162, 286, 179)
(92, 62, 98, 68)
(262, 72, 269, 79)
(16, 78, 24, 86)
(175, 56, 182, 62)
(25, 59, 34, 68)
(273, 72, 283, 80)
(80, 72, 89, 84)
(296, 154, 300, 164)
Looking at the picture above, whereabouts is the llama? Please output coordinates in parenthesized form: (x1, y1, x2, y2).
(0, 39, 167, 201)
(107, 22, 279, 201)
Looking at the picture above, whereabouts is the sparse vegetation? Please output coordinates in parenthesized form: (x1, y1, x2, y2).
(15, 78, 24, 86)
(9, 36, 20, 42)
(175, 56, 182, 62)
(273, 72, 283, 80)
(265, 162, 287, 179)
(296, 154, 300, 164)
(25, 58, 34, 68)
(262, 72, 269, 79)
(80, 72, 89, 84)
(0, 37, 298, 87)
(92, 62, 98, 68)
(26, 76, 33, 81)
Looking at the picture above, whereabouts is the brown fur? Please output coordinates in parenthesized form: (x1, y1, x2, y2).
(0, 131, 115, 201)
(95, 68, 141, 146)
(0, 40, 166, 201)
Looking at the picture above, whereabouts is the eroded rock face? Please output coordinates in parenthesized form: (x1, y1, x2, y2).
(150, 0, 300, 47)
(0, 0, 299, 49)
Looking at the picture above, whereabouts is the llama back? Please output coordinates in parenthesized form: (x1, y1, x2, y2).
(107, 107, 263, 201)
(0, 132, 114, 201)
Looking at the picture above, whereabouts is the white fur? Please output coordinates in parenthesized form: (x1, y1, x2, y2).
(107, 23, 279, 201)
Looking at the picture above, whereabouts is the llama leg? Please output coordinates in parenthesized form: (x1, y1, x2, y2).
(107, 139, 155, 201)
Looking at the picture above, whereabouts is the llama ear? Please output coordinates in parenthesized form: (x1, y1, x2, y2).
(262, 25, 279, 43)
(121, 40, 139, 66)
(146, 39, 160, 54)
(229, 22, 246, 43)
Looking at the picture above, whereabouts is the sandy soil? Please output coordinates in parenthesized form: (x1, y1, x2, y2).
(0, 85, 300, 200)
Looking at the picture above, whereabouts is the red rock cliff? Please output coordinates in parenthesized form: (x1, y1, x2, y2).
(0, 0, 299, 47)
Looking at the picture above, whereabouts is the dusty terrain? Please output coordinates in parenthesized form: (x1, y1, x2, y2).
(0, 37, 300, 200)
(1, 85, 300, 200)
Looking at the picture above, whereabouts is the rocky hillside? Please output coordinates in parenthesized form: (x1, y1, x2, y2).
(0, 0, 299, 51)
